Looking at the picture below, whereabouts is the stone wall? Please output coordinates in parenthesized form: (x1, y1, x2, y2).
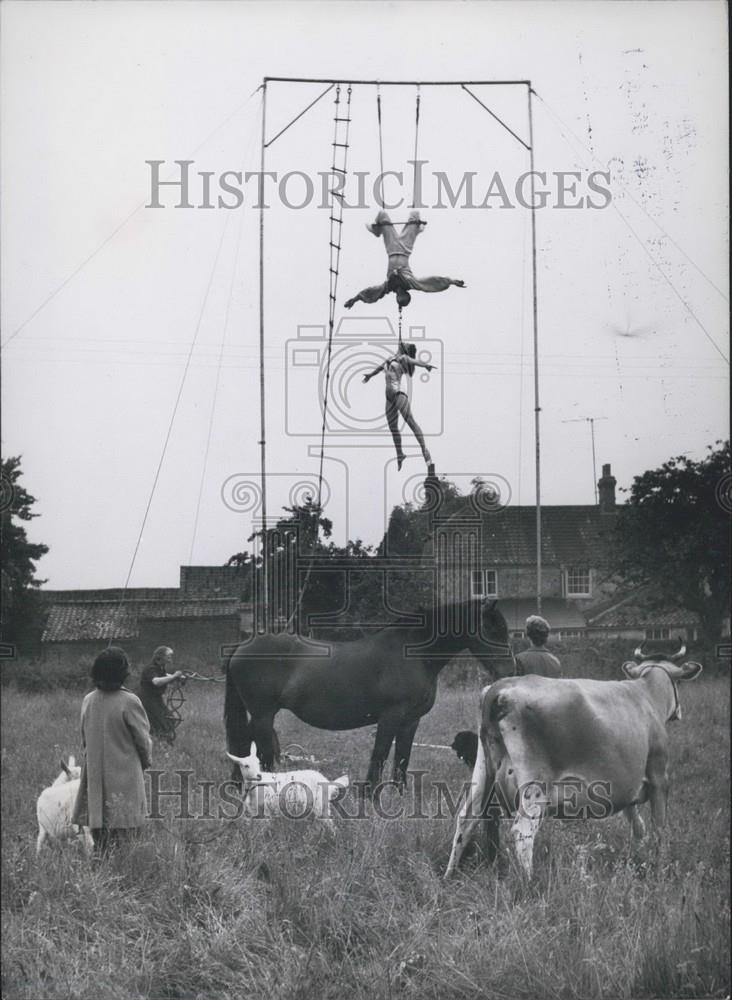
(138, 616, 240, 670)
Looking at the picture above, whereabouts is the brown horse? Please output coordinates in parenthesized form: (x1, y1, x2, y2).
(225, 598, 511, 790)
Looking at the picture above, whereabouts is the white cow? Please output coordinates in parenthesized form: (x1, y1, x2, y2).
(226, 742, 349, 824)
(36, 756, 93, 854)
(445, 643, 702, 878)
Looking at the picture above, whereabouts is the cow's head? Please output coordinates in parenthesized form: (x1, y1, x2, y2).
(622, 640, 703, 719)
(634, 638, 686, 662)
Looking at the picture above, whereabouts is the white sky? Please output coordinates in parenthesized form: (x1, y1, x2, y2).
(1, 0, 728, 589)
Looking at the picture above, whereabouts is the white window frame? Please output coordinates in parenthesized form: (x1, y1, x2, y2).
(470, 569, 498, 598)
(645, 627, 670, 640)
(565, 566, 591, 597)
(556, 628, 584, 640)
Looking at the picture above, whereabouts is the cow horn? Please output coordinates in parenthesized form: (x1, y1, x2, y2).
(633, 641, 645, 662)
(671, 641, 687, 662)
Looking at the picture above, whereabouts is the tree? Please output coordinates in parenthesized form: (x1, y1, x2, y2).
(613, 441, 731, 645)
(0, 456, 49, 648)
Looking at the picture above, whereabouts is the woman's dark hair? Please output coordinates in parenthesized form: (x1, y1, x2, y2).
(91, 647, 130, 690)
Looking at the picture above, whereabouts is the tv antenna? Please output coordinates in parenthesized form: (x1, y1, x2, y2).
(562, 415, 608, 503)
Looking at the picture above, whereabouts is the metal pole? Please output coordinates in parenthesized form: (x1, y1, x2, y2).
(590, 418, 598, 504)
(258, 80, 268, 631)
(527, 85, 542, 615)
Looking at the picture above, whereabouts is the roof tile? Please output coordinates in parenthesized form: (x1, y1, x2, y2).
(42, 598, 240, 642)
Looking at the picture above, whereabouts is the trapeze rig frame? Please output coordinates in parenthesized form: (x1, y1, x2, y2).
(255, 76, 544, 621)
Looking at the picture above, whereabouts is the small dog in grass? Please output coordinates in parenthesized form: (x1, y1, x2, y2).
(451, 731, 479, 770)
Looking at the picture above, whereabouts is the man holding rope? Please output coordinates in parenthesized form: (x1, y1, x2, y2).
(137, 646, 185, 744)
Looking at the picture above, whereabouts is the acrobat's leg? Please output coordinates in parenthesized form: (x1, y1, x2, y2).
(386, 395, 405, 467)
(345, 281, 389, 309)
(410, 275, 465, 293)
(398, 212, 427, 253)
(394, 394, 431, 466)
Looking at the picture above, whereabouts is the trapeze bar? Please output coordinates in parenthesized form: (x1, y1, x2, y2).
(264, 76, 531, 87)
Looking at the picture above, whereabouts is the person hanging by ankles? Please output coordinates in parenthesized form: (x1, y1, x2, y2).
(345, 209, 465, 309)
(72, 647, 152, 854)
(363, 340, 436, 473)
(138, 645, 185, 744)
(514, 616, 562, 677)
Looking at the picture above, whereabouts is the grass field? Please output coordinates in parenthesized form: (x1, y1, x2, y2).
(2, 670, 729, 1000)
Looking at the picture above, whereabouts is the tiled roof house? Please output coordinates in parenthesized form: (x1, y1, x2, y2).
(40, 566, 253, 667)
(433, 464, 709, 641)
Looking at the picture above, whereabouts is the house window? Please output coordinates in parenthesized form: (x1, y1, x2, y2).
(470, 569, 498, 598)
(556, 628, 584, 640)
(511, 630, 525, 639)
(565, 567, 591, 597)
(645, 627, 669, 640)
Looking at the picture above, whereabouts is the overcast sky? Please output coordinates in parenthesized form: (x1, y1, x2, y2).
(1, 0, 728, 589)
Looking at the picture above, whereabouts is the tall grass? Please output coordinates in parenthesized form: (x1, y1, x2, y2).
(2, 675, 729, 1000)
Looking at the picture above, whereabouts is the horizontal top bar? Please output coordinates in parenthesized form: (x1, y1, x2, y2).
(264, 76, 531, 87)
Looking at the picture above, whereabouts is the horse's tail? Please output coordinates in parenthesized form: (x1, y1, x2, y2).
(224, 655, 252, 757)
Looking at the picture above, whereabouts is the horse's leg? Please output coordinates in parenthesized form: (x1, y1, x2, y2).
(365, 711, 402, 794)
(393, 719, 420, 789)
(250, 712, 279, 770)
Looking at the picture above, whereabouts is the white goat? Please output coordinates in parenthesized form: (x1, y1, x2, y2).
(36, 756, 93, 854)
(226, 742, 349, 824)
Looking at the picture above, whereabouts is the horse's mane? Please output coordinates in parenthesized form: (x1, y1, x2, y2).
(399, 598, 506, 636)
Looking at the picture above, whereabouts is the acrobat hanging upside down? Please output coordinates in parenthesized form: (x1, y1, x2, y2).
(344, 210, 466, 309)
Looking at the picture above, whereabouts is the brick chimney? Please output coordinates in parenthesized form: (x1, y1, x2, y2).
(597, 463, 616, 512)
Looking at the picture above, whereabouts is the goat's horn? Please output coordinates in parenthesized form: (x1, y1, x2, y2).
(634, 641, 645, 661)
(672, 642, 687, 662)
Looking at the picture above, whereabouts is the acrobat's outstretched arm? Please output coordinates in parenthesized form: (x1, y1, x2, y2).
(362, 361, 386, 383)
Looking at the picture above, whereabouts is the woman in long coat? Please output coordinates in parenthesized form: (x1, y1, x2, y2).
(72, 646, 152, 851)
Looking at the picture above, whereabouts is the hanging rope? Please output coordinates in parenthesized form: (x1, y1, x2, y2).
(2, 91, 262, 351)
(534, 91, 728, 364)
(410, 86, 421, 208)
(107, 215, 231, 647)
(189, 212, 238, 563)
(162, 677, 187, 743)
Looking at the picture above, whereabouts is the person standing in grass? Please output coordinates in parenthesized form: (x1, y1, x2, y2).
(514, 615, 562, 677)
(72, 646, 152, 853)
(138, 645, 185, 744)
